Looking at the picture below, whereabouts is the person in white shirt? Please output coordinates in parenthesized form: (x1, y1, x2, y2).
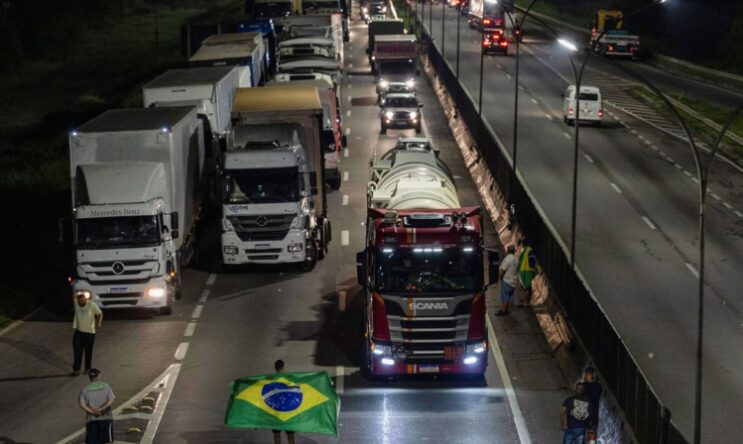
(497, 245, 518, 315)
(71, 293, 103, 376)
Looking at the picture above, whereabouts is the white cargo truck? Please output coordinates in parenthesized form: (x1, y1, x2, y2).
(220, 86, 331, 271)
(189, 36, 262, 87)
(67, 107, 206, 315)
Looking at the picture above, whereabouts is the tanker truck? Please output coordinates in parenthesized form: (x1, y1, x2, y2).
(356, 137, 498, 378)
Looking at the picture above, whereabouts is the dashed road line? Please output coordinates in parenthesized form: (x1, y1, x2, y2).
(191, 304, 203, 320)
(345, 127, 351, 136)
(198, 289, 209, 304)
(684, 170, 693, 177)
(342, 195, 349, 206)
(583, 154, 594, 164)
(650, 144, 659, 151)
(545, 114, 553, 121)
(723, 202, 733, 210)
(184, 322, 197, 337)
(341, 230, 350, 246)
(335, 366, 345, 394)
(505, 73, 512, 80)
(518, 85, 524, 91)
(530, 98, 538, 105)
(686, 263, 700, 278)
(174, 342, 189, 361)
(641, 216, 657, 230)
(347, 110, 352, 117)
(344, 147, 349, 157)
(343, 171, 349, 181)
(563, 132, 571, 140)
(206, 273, 217, 286)
(610, 183, 622, 194)
(674, 163, 683, 170)
(711, 193, 721, 201)
(735, 210, 743, 218)
(349, 62, 354, 68)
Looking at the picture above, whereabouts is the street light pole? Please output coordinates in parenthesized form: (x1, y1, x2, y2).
(441, 0, 446, 56)
(456, 3, 461, 77)
(429, 0, 433, 41)
(478, 33, 485, 116)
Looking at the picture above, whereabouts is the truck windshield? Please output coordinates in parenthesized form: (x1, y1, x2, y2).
(379, 61, 415, 76)
(76, 216, 160, 249)
(225, 167, 300, 203)
(376, 248, 480, 293)
(303, 0, 340, 10)
(253, 2, 292, 18)
(384, 97, 417, 108)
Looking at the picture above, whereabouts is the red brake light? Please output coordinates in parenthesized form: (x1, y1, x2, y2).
(372, 293, 391, 341)
(608, 45, 614, 52)
(483, 18, 491, 24)
(483, 40, 491, 46)
(500, 41, 508, 47)
(598, 110, 604, 117)
(467, 293, 486, 339)
(568, 108, 574, 115)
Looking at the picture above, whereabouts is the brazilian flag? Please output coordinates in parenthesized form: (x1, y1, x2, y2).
(225, 371, 340, 436)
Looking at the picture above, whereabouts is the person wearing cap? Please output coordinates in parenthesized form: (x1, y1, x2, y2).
(71, 292, 103, 376)
(79, 368, 115, 444)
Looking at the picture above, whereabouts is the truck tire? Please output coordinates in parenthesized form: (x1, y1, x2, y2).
(361, 340, 374, 380)
(174, 275, 183, 300)
(301, 241, 317, 272)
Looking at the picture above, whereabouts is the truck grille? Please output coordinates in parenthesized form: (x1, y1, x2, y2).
(393, 111, 411, 120)
(228, 214, 294, 242)
(80, 260, 158, 282)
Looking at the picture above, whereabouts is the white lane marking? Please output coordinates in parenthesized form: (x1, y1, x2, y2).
(343, 171, 349, 182)
(610, 183, 622, 194)
(505, 73, 512, 79)
(191, 304, 203, 320)
(692, 177, 699, 183)
(347, 110, 352, 117)
(344, 147, 350, 157)
(184, 322, 197, 337)
(563, 132, 571, 140)
(638, 135, 646, 141)
(341, 230, 350, 246)
(345, 127, 351, 136)
(198, 289, 209, 304)
(641, 216, 657, 230)
(486, 316, 532, 444)
(684, 170, 693, 177)
(674, 163, 683, 170)
(545, 114, 553, 121)
(0, 307, 41, 338)
(530, 98, 538, 105)
(174, 342, 189, 361)
(342, 195, 349, 206)
(686, 263, 700, 278)
(723, 202, 733, 209)
(650, 144, 659, 151)
(711, 192, 721, 201)
(349, 62, 354, 68)
(518, 85, 524, 91)
(621, 122, 631, 129)
(735, 210, 743, 218)
(613, 116, 620, 121)
(630, 129, 638, 135)
(583, 154, 594, 164)
(336, 365, 345, 394)
(348, 95, 353, 102)
(348, 83, 353, 89)
(206, 273, 217, 286)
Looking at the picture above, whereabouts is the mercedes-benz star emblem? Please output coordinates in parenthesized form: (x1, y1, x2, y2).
(255, 216, 269, 227)
(112, 262, 125, 275)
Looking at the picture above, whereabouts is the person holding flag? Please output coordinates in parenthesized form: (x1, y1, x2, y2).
(272, 360, 295, 444)
(517, 238, 538, 307)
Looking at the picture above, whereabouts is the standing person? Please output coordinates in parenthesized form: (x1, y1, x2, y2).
(582, 366, 603, 432)
(272, 360, 296, 444)
(72, 293, 103, 376)
(79, 368, 115, 444)
(560, 382, 591, 444)
(517, 238, 537, 307)
(496, 245, 518, 315)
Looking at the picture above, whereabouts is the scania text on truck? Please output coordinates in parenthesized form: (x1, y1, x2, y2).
(221, 86, 331, 271)
(356, 139, 498, 377)
(66, 107, 206, 315)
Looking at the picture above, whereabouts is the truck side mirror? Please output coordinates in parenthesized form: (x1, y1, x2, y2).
(341, 135, 348, 147)
(170, 212, 180, 239)
(356, 251, 368, 287)
(58, 217, 72, 244)
(485, 249, 499, 288)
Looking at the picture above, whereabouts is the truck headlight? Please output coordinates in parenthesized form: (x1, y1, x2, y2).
(405, 79, 415, 89)
(74, 289, 92, 300)
(379, 79, 389, 89)
(371, 343, 392, 356)
(287, 243, 304, 253)
(463, 356, 478, 365)
(409, 111, 417, 120)
(223, 245, 238, 255)
(222, 218, 234, 232)
(384, 111, 394, 119)
(147, 287, 166, 298)
(466, 341, 487, 354)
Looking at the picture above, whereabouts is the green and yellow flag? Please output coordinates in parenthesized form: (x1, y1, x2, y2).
(225, 371, 340, 436)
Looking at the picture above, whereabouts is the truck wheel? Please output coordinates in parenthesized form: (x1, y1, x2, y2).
(174, 275, 183, 300)
(301, 242, 317, 272)
(318, 226, 329, 260)
(361, 340, 374, 380)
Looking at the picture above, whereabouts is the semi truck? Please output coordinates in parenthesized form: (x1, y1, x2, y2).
(197, 32, 266, 86)
(298, 0, 350, 42)
(367, 19, 404, 61)
(220, 86, 331, 271)
(468, 0, 515, 35)
(590, 9, 640, 58)
(357, 138, 497, 377)
(235, 19, 278, 77)
(282, 14, 344, 58)
(67, 107, 206, 315)
(272, 78, 345, 189)
(373, 34, 418, 92)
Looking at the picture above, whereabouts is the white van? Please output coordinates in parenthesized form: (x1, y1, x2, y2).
(563, 85, 603, 126)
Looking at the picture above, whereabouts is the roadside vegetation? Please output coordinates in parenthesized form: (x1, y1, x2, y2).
(0, 0, 243, 327)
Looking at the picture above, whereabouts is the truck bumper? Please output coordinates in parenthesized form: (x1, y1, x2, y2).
(73, 277, 172, 310)
(221, 229, 309, 265)
(370, 355, 487, 377)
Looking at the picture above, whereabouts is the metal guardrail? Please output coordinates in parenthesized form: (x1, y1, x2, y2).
(398, 2, 689, 443)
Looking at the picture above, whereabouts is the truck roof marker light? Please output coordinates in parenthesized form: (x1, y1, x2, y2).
(70, 130, 79, 137)
(463, 247, 475, 253)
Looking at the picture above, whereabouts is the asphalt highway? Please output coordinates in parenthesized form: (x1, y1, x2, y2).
(416, 2, 743, 441)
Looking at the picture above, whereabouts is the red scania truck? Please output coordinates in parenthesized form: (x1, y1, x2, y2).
(356, 138, 498, 377)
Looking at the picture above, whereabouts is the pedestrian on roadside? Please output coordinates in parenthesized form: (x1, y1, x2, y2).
(582, 366, 603, 432)
(496, 244, 518, 315)
(272, 359, 296, 444)
(517, 238, 537, 307)
(79, 368, 115, 444)
(560, 382, 591, 444)
(72, 292, 103, 376)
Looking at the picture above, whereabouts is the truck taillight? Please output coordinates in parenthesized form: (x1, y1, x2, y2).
(568, 108, 574, 115)
(499, 41, 508, 47)
(598, 110, 604, 117)
(372, 293, 391, 341)
(483, 40, 491, 47)
(483, 18, 491, 25)
(467, 293, 486, 339)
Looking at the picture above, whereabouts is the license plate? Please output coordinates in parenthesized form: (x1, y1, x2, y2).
(255, 244, 271, 249)
(418, 365, 439, 373)
(109, 287, 128, 294)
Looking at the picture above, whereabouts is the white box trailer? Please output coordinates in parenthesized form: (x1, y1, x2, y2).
(282, 14, 343, 58)
(68, 107, 205, 314)
(189, 42, 260, 87)
(142, 67, 239, 138)
(202, 32, 267, 78)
